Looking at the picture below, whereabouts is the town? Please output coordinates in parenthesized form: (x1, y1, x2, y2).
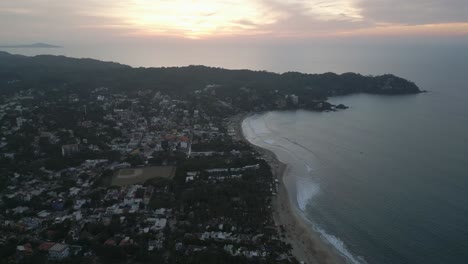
(0, 85, 298, 263)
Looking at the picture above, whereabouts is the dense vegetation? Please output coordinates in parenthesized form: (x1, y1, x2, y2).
(0, 51, 421, 101)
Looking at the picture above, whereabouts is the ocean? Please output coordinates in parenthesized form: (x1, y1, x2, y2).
(239, 44, 468, 263)
(5, 42, 468, 263)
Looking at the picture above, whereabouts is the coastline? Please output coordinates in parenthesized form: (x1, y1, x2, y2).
(229, 113, 347, 264)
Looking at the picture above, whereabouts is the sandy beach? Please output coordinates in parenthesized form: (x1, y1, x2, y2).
(229, 113, 346, 264)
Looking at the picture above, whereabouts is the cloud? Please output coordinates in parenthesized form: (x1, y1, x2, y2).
(357, 0, 468, 25)
(0, 1, 139, 43)
(337, 22, 468, 37)
(0, 7, 37, 14)
(250, 0, 468, 37)
(248, 0, 370, 37)
(77, 0, 282, 38)
(232, 19, 260, 29)
(0, 0, 467, 42)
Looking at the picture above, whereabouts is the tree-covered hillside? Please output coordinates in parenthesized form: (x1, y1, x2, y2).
(0, 51, 421, 112)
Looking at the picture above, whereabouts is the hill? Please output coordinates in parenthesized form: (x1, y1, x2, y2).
(0, 51, 421, 112)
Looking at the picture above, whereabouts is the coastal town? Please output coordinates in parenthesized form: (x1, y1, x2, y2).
(0, 51, 422, 264)
(0, 1, 447, 261)
(0, 85, 301, 263)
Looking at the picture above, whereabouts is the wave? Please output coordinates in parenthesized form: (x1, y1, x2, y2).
(296, 176, 320, 210)
(314, 225, 366, 264)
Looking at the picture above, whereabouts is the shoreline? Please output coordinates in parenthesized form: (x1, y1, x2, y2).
(230, 113, 347, 264)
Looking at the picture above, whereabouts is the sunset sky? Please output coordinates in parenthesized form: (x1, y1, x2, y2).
(1, 0, 467, 43)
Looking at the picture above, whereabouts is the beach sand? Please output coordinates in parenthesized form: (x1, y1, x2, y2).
(229, 113, 346, 264)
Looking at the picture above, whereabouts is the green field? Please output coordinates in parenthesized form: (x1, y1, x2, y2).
(112, 166, 176, 186)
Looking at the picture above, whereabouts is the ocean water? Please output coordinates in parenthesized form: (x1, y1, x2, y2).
(5, 42, 468, 263)
(240, 41, 466, 264)
(243, 91, 468, 263)
(242, 79, 468, 262)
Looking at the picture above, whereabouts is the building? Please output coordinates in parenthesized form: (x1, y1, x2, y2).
(290, 94, 299, 105)
(61, 144, 80, 157)
(16, 243, 33, 261)
(38, 242, 55, 252)
(49, 243, 70, 260)
(16, 117, 25, 128)
(147, 218, 167, 231)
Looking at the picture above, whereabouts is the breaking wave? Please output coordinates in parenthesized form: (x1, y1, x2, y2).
(314, 225, 366, 264)
(296, 176, 320, 210)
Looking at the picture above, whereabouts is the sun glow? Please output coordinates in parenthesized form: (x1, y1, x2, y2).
(77, 0, 468, 39)
(119, 0, 277, 38)
(111, 0, 365, 38)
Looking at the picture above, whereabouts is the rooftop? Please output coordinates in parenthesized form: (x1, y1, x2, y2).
(49, 243, 68, 253)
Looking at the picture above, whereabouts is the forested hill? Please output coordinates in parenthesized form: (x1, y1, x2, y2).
(0, 51, 421, 111)
(0, 51, 128, 71)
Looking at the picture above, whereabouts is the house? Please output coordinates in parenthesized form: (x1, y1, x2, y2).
(147, 218, 167, 231)
(51, 199, 65, 211)
(61, 144, 80, 157)
(104, 238, 117, 246)
(16, 243, 33, 260)
(290, 94, 299, 105)
(38, 242, 55, 252)
(186, 175, 195, 182)
(119, 237, 134, 247)
(20, 217, 41, 230)
(49, 243, 70, 260)
(12, 206, 29, 214)
(37, 210, 50, 218)
(154, 208, 167, 217)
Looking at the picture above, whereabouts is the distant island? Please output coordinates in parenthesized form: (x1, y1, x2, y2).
(0, 43, 62, 48)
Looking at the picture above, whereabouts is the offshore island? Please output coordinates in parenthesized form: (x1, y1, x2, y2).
(0, 51, 421, 263)
(0, 43, 62, 49)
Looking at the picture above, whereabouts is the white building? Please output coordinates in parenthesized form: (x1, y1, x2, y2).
(147, 218, 167, 231)
(291, 94, 299, 105)
(49, 244, 70, 260)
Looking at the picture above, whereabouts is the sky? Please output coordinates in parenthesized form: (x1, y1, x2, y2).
(1, 0, 467, 45)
